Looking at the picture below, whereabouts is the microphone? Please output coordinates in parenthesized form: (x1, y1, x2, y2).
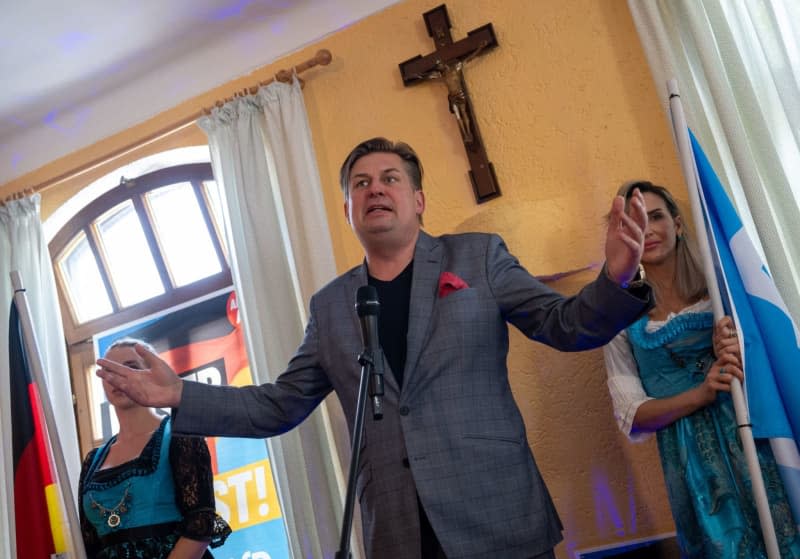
(356, 285, 384, 420)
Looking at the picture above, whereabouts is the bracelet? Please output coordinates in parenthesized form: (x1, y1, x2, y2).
(621, 263, 646, 289)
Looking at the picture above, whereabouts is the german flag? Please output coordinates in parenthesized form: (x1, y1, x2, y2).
(9, 300, 64, 558)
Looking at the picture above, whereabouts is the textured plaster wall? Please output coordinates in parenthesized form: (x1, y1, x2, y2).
(3, 0, 688, 556)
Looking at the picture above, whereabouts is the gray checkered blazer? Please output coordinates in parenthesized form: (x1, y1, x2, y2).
(176, 231, 650, 558)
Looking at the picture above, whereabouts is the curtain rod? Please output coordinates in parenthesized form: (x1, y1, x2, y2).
(8, 49, 333, 200)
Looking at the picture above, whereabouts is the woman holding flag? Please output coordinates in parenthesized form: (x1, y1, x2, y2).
(79, 338, 231, 558)
(603, 181, 800, 558)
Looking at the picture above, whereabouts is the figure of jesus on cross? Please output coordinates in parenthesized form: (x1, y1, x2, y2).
(418, 44, 489, 146)
(399, 4, 500, 203)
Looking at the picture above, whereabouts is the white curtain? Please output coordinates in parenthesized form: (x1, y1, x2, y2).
(628, 0, 800, 323)
(0, 195, 81, 558)
(198, 77, 359, 559)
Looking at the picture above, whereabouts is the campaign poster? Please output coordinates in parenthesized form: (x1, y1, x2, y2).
(94, 289, 290, 559)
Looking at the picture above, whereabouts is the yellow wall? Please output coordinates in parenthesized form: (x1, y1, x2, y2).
(2, 0, 685, 555)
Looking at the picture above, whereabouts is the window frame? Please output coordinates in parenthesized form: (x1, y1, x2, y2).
(49, 163, 231, 346)
(49, 162, 232, 453)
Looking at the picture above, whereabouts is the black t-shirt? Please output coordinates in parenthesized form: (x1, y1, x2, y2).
(368, 260, 413, 388)
(370, 260, 445, 554)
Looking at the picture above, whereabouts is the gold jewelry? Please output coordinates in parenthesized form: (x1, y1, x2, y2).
(89, 483, 131, 528)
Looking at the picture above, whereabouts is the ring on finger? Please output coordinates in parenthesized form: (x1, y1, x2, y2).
(720, 367, 727, 377)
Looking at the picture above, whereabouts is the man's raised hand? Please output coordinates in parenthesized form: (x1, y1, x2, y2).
(605, 187, 647, 287)
(96, 343, 183, 408)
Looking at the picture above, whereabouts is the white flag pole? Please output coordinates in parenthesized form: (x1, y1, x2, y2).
(10, 270, 86, 559)
(666, 80, 779, 558)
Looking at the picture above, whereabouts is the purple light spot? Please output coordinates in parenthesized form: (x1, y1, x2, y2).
(564, 538, 577, 558)
(104, 59, 130, 77)
(42, 106, 92, 136)
(7, 115, 26, 127)
(208, 0, 250, 21)
(57, 31, 92, 53)
(627, 473, 638, 533)
(591, 468, 625, 536)
(269, 18, 288, 34)
(11, 152, 23, 169)
(43, 110, 59, 127)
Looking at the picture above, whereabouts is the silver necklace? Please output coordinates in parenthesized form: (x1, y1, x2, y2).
(667, 347, 709, 373)
(89, 483, 131, 528)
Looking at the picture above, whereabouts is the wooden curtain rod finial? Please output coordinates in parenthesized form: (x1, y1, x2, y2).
(315, 49, 333, 66)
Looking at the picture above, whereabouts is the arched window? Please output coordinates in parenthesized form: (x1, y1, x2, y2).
(49, 160, 232, 453)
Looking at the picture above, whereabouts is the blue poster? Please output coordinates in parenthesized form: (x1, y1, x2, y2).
(95, 290, 290, 559)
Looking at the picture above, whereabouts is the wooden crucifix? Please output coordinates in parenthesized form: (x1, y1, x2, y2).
(399, 4, 500, 203)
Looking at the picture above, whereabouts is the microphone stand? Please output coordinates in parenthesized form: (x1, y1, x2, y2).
(335, 349, 378, 558)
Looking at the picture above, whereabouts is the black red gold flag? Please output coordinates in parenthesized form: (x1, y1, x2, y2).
(9, 300, 61, 558)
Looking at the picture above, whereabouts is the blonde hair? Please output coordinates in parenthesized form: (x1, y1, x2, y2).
(105, 337, 156, 356)
(618, 180, 707, 304)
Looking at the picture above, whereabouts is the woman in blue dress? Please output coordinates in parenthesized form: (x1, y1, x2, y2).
(603, 181, 800, 558)
(79, 339, 230, 559)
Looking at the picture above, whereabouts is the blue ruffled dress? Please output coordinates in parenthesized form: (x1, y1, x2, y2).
(627, 310, 800, 558)
(79, 416, 230, 559)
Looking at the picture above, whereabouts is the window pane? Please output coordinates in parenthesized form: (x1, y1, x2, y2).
(57, 231, 113, 322)
(146, 182, 222, 287)
(203, 180, 229, 258)
(95, 201, 164, 306)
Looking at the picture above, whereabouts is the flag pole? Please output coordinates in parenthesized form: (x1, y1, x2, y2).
(10, 271, 86, 559)
(666, 80, 779, 558)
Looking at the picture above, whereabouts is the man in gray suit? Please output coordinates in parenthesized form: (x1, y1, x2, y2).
(98, 138, 650, 559)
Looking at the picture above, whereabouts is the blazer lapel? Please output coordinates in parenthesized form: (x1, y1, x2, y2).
(402, 231, 441, 392)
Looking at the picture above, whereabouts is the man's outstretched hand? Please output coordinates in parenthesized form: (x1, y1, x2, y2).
(96, 344, 184, 408)
(605, 188, 647, 287)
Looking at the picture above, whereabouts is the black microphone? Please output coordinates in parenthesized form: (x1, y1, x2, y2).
(356, 285, 384, 420)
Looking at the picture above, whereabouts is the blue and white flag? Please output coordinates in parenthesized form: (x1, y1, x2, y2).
(690, 130, 800, 525)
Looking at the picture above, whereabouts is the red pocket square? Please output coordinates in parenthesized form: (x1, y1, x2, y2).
(438, 272, 469, 298)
